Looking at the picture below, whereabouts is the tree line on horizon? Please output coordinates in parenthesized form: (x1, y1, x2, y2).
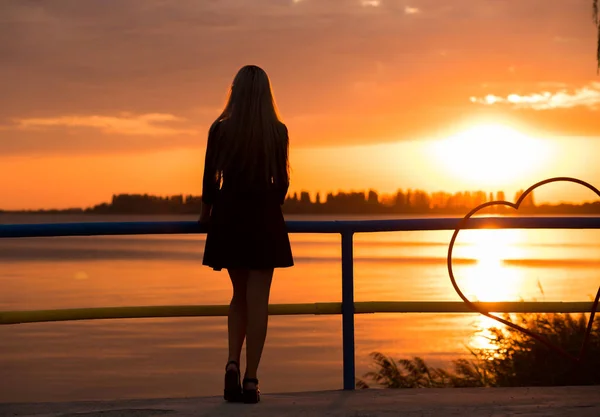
(283, 189, 539, 214)
(3, 188, 600, 215)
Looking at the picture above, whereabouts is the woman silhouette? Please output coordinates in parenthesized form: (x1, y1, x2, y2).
(199, 65, 294, 403)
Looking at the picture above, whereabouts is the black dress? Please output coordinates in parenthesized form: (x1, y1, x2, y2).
(201, 122, 294, 271)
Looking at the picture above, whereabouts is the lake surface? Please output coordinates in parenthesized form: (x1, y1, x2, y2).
(1, 214, 598, 403)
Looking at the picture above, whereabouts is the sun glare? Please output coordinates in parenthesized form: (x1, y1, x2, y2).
(429, 124, 552, 187)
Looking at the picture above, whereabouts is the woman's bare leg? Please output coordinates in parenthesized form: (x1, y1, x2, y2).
(227, 269, 249, 370)
(244, 268, 274, 388)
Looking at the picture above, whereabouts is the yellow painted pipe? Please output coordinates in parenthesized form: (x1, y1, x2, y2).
(0, 301, 595, 326)
(353, 301, 596, 314)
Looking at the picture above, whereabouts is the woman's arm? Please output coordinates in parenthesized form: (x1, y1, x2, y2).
(277, 124, 290, 205)
(199, 123, 219, 223)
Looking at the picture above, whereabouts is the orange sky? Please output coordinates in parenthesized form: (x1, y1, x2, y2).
(1, 0, 600, 210)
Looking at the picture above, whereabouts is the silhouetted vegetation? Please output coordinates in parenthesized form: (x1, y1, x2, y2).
(595, 0, 599, 70)
(4, 188, 600, 215)
(357, 312, 600, 389)
(282, 189, 540, 215)
(89, 194, 203, 215)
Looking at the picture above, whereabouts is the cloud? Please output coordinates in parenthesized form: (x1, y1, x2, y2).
(469, 83, 600, 110)
(0, 0, 598, 155)
(360, 0, 381, 7)
(10, 114, 198, 136)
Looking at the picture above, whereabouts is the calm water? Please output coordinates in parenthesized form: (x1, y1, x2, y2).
(0, 214, 599, 403)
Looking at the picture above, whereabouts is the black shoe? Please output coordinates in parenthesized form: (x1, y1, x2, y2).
(242, 377, 260, 404)
(224, 360, 242, 402)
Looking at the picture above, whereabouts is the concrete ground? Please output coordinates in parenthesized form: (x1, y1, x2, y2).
(1, 386, 599, 417)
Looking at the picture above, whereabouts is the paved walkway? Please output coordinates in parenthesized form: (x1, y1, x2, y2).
(2, 386, 600, 417)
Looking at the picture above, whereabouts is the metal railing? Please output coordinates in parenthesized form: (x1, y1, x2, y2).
(1, 216, 600, 390)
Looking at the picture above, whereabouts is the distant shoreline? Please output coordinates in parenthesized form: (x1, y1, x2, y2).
(2, 190, 600, 216)
(1, 205, 600, 216)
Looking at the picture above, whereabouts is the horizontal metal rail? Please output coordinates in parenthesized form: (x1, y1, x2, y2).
(0, 302, 596, 326)
(2, 216, 600, 238)
(1, 216, 599, 390)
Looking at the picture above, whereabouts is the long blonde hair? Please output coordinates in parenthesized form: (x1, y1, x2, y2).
(209, 65, 289, 187)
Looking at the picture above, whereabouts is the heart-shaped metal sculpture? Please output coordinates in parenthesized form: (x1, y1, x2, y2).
(447, 177, 600, 362)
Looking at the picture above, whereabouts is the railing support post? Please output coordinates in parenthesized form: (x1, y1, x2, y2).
(341, 231, 355, 390)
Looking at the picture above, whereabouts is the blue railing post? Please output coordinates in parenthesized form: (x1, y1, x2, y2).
(341, 230, 356, 390)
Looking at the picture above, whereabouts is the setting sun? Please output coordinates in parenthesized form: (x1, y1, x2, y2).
(429, 124, 554, 187)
